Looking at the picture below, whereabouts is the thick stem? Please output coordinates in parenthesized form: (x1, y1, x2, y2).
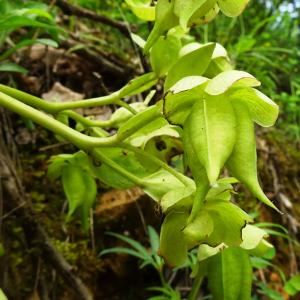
(0, 84, 120, 114)
(0, 92, 119, 150)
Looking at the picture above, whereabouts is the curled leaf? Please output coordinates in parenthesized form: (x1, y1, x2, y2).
(218, 0, 250, 17)
(159, 210, 189, 266)
(226, 102, 280, 211)
(205, 70, 261, 95)
(229, 87, 279, 127)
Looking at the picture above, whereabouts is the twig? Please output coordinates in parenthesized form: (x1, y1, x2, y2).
(53, 0, 135, 38)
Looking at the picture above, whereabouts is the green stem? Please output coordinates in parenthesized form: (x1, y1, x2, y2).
(187, 268, 204, 300)
(121, 143, 192, 187)
(116, 100, 138, 115)
(0, 92, 119, 150)
(0, 84, 120, 113)
(63, 110, 112, 128)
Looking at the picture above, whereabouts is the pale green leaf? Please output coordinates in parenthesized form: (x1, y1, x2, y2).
(164, 43, 215, 90)
(125, 0, 155, 21)
(207, 247, 252, 300)
(144, 0, 179, 53)
(240, 225, 268, 250)
(226, 101, 280, 211)
(117, 106, 162, 141)
(183, 210, 214, 247)
(188, 95, 236, 183)
(159, 211, 189, 267)
(204, 200, 252, 247)
(188, 0, 219, 26)
(218, 0, 250, 17)
(205, 70, 261, 95)
(131, 33, 146, 48)
(143, 169, 193, 201)
(150, 34, 181, 76)
(119, 72, 158, 97)
(163, 76, 209, 125)
(0, 289, 8, 300)
(229, 87, 279, 127)
(173, 0, 207, 29)
(198, 243, 226, 262)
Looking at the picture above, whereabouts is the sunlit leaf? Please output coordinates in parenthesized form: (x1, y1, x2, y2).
(207, 247, 252, 300)
(229, 87, 279, 127)
(164, 43, 215, 90)
(150, 34, 181, 76)
(163, 76, 209, 125)
(187, 95, 236, 183)
(144, 0, 178, 53)
(226, 102, 279, 211)
(218, 0, 250, 17)
(205, 70, 260, 95)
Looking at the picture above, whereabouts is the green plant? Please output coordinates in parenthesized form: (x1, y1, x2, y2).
(0, 0, 61, 74)
(0, 0, 282, 299)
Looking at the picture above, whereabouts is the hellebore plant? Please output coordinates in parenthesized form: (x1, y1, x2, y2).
(0, 0, 280, 299)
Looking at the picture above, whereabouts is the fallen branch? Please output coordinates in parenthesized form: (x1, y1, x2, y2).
(54, 0, 134, 38)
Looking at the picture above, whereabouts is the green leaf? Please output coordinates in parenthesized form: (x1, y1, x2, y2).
(207, 247, 252, 300)
(0, 289, 8, 300)
(119, 72, 158, 98)
(131, 33, 146, 48)
(143, 169, 193, 201)
(284, 275, 300, 296)
(47, 154, 74, 180)
(229, 88, 279, 127)
(160, 186, 194, 212)
(240, 225, 268, 250)
(226, 102, 279, 211)
(0, 38, 58, 61)
(183, 210, 214, 248)
(150, 34, 181, 76)
(100, 247, 147, 260)
(218, 0, 250, 17)
(159, 210, 189, 267)
(109, 102, 147, 128)
(106, 232, 150, 258)
(62, 165, 97, 227)
(0, 62, 27, 73)
(164, 43, 215, 90)
(144, 0, 179, 53)
(204, 200, 252, 247)
(205, 70, 261, 96)
(174, 0, 206, 29)
(198, 243, 226, 262)
(95, 148, 148, 189)
(117, 106, 162, 141)
(125, 0, 155, 21)
(188, 1, 219, 26)
(188, 95, 236, 183)
(148, 226, 160, 253)
(127, 117, 179, 148)
(163, 76, 209, 125)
